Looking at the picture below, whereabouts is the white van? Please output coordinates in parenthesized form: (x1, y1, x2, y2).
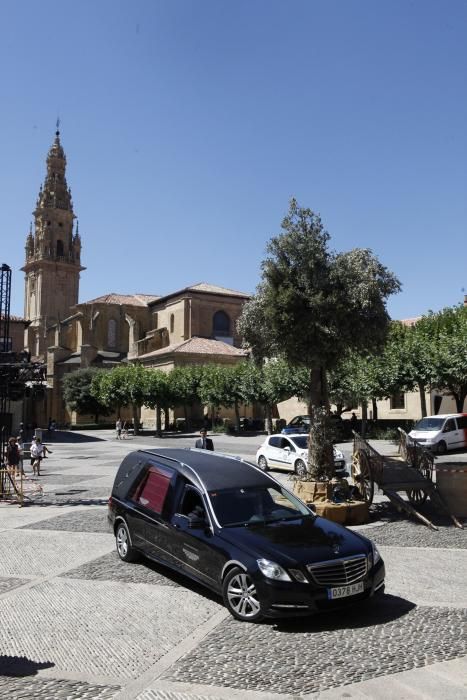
(409, 413, 467, 454)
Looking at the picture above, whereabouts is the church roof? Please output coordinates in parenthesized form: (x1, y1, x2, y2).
(138, 337, 249, 360)
(81, 293, 160, 307)
(149, 282, 250, 306)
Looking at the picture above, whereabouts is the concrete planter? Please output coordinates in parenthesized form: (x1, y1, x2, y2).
(292, 480, 369, 525)
(436, 465, 467, 517)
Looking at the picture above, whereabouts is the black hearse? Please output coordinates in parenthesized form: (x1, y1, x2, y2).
(108, 448, 385, 622)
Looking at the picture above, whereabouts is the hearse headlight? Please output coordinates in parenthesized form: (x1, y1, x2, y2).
(257, 558, 292, 582)
(370, 544, 381, 567)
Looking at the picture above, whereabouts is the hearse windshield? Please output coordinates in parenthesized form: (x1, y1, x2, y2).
(208, 484, 311, 527)
(414, 417, 445, 431)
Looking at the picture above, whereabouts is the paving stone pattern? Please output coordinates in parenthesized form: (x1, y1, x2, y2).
(0, 675, 120, 699)
(0, 577, 30, 594)
(34, 473, 104, 485)
(165, 603, 467, 695)
(63, 551, 184, 587)
(21, 508, 108, 533)
(135, 691, 224, 700)
(0, 530, 112, 577)
(357, 520, 467, 549)
(0, 577, 220, 681)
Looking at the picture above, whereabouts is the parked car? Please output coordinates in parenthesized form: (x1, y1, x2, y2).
(281, 415, 310, 434)
(256, 434, 346, 477)
(108, 448, 385, 622)
(282, 414, 347, 441)
(409, 413, 467, 454)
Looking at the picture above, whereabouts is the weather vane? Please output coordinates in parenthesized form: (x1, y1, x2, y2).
(56, 116, 60, 134)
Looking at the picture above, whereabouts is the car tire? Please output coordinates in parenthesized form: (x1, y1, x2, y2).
(294, 459, 307, 477)
(115, 521, 139, 562)
(222, 566, 264, 622)
(257, 456, 268, 471)
(436, 440, 447, 455)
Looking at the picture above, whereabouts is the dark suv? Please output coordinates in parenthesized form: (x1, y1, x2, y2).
(108, 448, 385, 622)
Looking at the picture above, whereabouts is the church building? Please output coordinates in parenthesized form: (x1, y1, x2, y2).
(22, 130, 250, 427)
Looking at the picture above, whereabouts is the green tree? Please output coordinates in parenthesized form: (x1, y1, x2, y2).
(198, 364, 251, 432)
(91, 363, 148, 434)
(168, 365, 205, 431)
(62, 368, 111, 423)
(238, 199, 401, 479)
(144, 369, 172, 436)
(428, 305, 467, 412)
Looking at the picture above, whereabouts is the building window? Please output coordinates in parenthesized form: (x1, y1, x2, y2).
(170, 313, 174, 333)
(56, 239, 64, 257)
(390, 392, 405, 410)
(213, 310, 230, 337)
(107, 319, 117, 348)
(153, 312, 158, 330)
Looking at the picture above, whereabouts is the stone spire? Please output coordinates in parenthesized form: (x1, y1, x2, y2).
(22, 126, 85, 358)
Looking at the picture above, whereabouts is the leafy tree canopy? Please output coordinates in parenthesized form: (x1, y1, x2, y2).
(62, 368, 111, 422)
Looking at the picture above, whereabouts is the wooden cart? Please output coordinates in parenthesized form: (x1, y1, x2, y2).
(351, 429, 463, 530)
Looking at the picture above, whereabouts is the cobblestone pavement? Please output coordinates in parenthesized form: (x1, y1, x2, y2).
(0, 432, 465, 699)
(164, 600, 467, 695)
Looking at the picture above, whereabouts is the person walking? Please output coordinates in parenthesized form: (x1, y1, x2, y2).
(195, 428, 214, 451)
(30, 437, 52, 476)
(116, 419, 122, 440)
(6, 437, 21, 478)
(16, 434, 25, 476)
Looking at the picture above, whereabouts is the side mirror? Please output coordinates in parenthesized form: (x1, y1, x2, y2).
(283, 446, 291, 452)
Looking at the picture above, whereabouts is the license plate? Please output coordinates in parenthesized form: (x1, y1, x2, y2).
(327, 581, 364, 599)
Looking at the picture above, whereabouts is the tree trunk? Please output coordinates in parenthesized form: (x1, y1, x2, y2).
(372, 398, 378, 421)
(156, 406, 162, 437)
(265, 404, 273, 435)
(234, 400, 241, 433)
(132, 404, 139, 435)
(361, 401, 368, 438)
(307, 367, 334, 481)
(183, 404, 191, 432)
(418, 381, 427, 417)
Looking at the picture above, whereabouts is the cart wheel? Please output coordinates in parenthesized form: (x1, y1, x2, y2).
(406, 488, 428, 505)
(351, 450, 374, 504)
(407, 452, 432, 505)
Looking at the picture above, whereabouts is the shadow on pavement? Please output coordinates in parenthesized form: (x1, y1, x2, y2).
(41, 431, 105, 444)
(272, 594, 416, 633)
(0, 655, 54, 676)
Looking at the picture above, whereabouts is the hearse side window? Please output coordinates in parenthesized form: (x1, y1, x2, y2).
(269, 436, 282, 448)
(132, 464, 175, 514)
(178, 486, 205, 518)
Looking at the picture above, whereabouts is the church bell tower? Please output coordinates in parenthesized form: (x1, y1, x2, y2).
(22, 126, 85, 358)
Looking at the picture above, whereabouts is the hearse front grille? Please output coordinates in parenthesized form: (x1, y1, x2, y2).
(306, 554, 367, 586)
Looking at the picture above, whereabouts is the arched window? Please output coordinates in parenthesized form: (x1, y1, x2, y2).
(56, 239, 64, 257)
(108, 319, 117, 348)
(170, 314, 175, 333)
(213, 310, 230, 337)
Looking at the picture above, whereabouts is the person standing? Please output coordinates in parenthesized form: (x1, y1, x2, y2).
(116, 418, 122, 440)
(195, 428, 214, 451)
(6, 437, 21, 477)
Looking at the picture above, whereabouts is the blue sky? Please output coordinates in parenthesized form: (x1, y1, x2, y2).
(1, 0, 466, 319)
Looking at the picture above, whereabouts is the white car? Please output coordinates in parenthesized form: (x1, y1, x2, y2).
(256, 433, 346, 478)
